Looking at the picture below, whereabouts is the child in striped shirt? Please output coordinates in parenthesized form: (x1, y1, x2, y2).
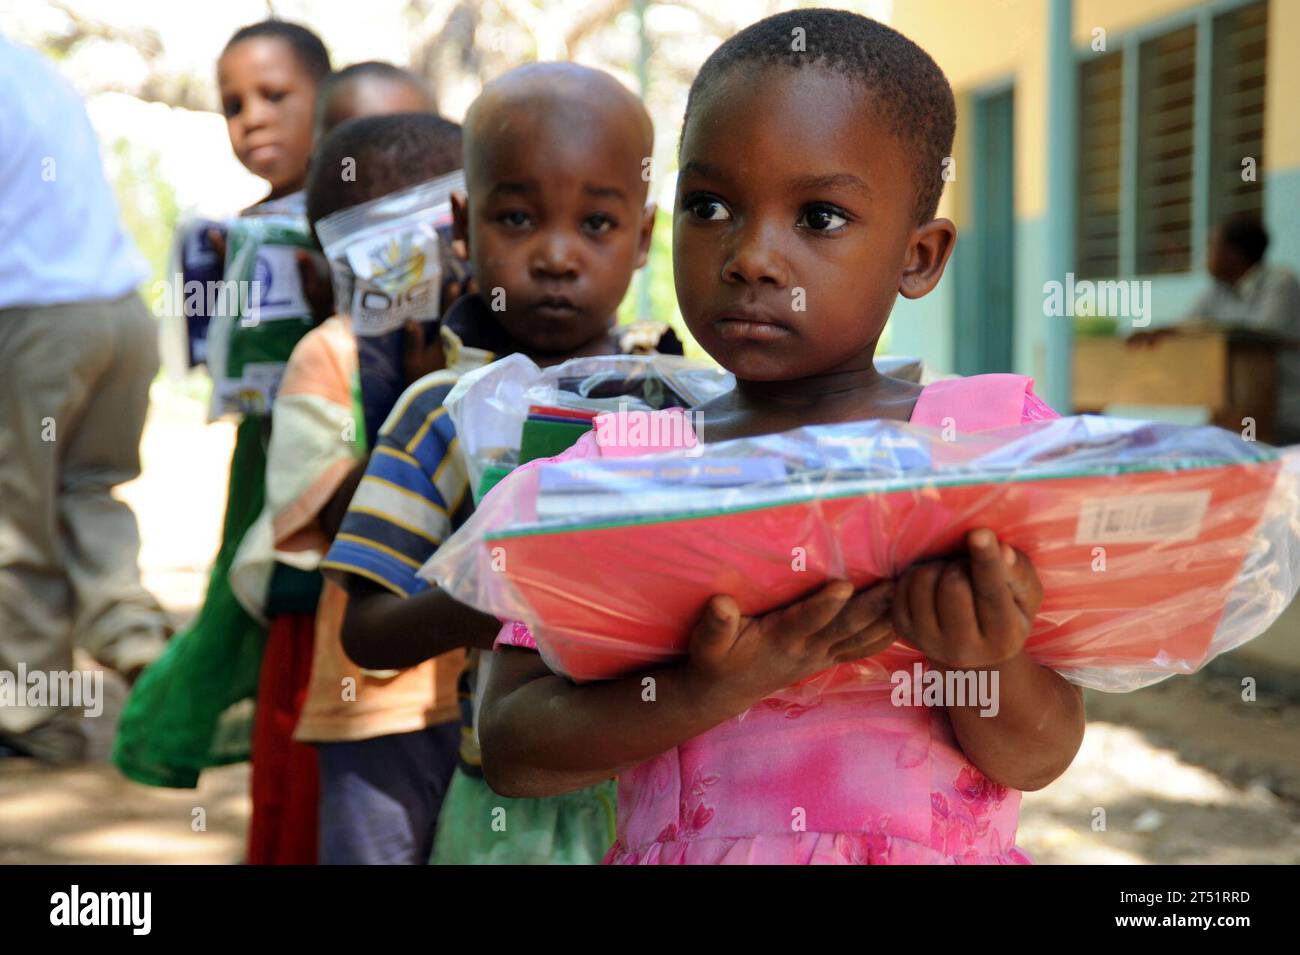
(323, 62, 680, 863)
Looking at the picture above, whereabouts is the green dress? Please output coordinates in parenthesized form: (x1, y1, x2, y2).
(431, 769, 617, 865)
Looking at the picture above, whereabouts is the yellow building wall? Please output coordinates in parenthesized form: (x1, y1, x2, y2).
(888, 0, 1299, 225)
(1262, 0, 1300, 171)
(888, 0, 1048, 222)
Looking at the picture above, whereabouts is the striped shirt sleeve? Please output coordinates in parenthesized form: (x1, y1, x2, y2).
(321, 375, 472, 597)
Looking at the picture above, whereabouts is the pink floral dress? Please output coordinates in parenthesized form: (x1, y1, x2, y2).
(495, 374, 1058, 864)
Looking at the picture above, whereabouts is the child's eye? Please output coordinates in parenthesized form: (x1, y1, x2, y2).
(264, 89, 287, 103)
(583, 213, 616, 235)
(798, 205, 849, 232)
(497, 211, 533, 230)
(223, 97, 241, 119)
(685, 195, 731, 222)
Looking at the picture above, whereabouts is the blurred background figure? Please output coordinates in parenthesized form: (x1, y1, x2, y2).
(0, 35, 168, 763)
(1189, 216, 1300, 442)
(1128, 215, 1300, 442)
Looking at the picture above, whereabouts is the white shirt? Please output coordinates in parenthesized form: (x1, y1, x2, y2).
(0, 36, 148, 309)
(1188, 263, 1300, 334)
(1187, 263, 1300, 440)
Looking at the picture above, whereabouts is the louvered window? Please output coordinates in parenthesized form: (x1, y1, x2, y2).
(1135, 25, 1198, 275)
(1209, 1, 1267, 224)
(1072, 2, 1268, 278)
(1077, 51, 1123, 278)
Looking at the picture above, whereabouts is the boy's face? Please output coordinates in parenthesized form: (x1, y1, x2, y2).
(218, 37, 319, 193)
(454, 105, 654, 356)
(674, 66, 952, 381)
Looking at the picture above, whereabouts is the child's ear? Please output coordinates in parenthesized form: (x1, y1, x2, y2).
(635, 202, 657, 270)
(451, 191, 470, 261)
(899, 218, 957, 299)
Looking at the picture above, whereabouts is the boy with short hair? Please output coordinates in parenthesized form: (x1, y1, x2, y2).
(262, 111, 481, 865)
(323, 62, 680, 863)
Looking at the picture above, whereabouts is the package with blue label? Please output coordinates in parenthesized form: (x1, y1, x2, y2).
(315, 171, 467, 447)
(205, 203, 315, 419)
(173, 217, 227, 367)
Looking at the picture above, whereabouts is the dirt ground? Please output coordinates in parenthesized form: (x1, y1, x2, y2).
(1, 381, 1298, 864)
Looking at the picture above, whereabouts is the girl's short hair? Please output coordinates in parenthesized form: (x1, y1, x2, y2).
(683, 8, 955, 224)
(223, 19, 331, 84)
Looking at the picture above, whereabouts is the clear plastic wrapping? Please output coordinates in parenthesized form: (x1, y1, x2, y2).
(443, 352, 735, 500)
(206, 211, 315, 419)
(166, 216, 227, 371)
(422, 413, 1300, 694)
(315, 171, 466, 446)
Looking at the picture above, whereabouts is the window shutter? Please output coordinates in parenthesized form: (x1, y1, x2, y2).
(1210, 1, 1267, 225)
(1077, 50, 1124, 278)
(1135, 24, 1197, 275)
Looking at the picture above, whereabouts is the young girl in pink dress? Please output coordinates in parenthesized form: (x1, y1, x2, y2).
(477, 9, 1085, 864)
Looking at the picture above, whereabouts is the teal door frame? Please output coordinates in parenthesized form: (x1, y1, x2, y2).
(958, 82, 1016, 376)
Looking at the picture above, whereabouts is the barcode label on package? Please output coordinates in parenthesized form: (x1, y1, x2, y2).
(1074, 490, 1211, 544)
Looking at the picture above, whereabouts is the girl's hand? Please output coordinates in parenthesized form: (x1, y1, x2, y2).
(891, 528, 1042, 670)
(685, 579, 896, 707)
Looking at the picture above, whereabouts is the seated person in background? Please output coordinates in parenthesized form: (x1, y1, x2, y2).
(1134, 214, 1300, 443)
(1188, 215, 1300, 333)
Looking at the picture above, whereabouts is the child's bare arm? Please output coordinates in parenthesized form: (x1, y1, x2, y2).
(942, 651, 1084, 792)
(341, 576, 501, 669)
(480, 580, 897, 798)
(479, 648, 736, 797)
(317, 456, 369, 541)
(892, 528, 1085, 791)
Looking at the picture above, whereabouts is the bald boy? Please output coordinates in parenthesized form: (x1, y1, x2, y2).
(446, 62, 660, 359)
(324, 61, 676, 865)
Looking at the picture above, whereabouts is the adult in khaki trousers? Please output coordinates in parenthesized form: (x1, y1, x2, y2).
(0, 37, 168, 762)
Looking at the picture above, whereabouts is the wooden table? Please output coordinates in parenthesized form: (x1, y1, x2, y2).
(1073, 329, 1281, 442)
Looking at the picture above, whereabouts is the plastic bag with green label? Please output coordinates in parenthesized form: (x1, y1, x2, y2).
(206, 210, 316, 419)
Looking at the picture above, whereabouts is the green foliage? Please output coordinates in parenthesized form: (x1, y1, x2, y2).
(108, 136, 179, 290)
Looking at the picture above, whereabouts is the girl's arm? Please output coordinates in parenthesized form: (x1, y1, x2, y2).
(941, 652, 1083, 791)
(480, 648, 739, 797)
(480, 579, 897, 799)
(892, 528, 1085, 791)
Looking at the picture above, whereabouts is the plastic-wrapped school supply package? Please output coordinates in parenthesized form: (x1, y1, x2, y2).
(315, 171, 467, 447)
(206, 209, 315, 418)
(442, 352, 735, 502)
(423, 414, 1300, 695)
(173, 217, 227, 368)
